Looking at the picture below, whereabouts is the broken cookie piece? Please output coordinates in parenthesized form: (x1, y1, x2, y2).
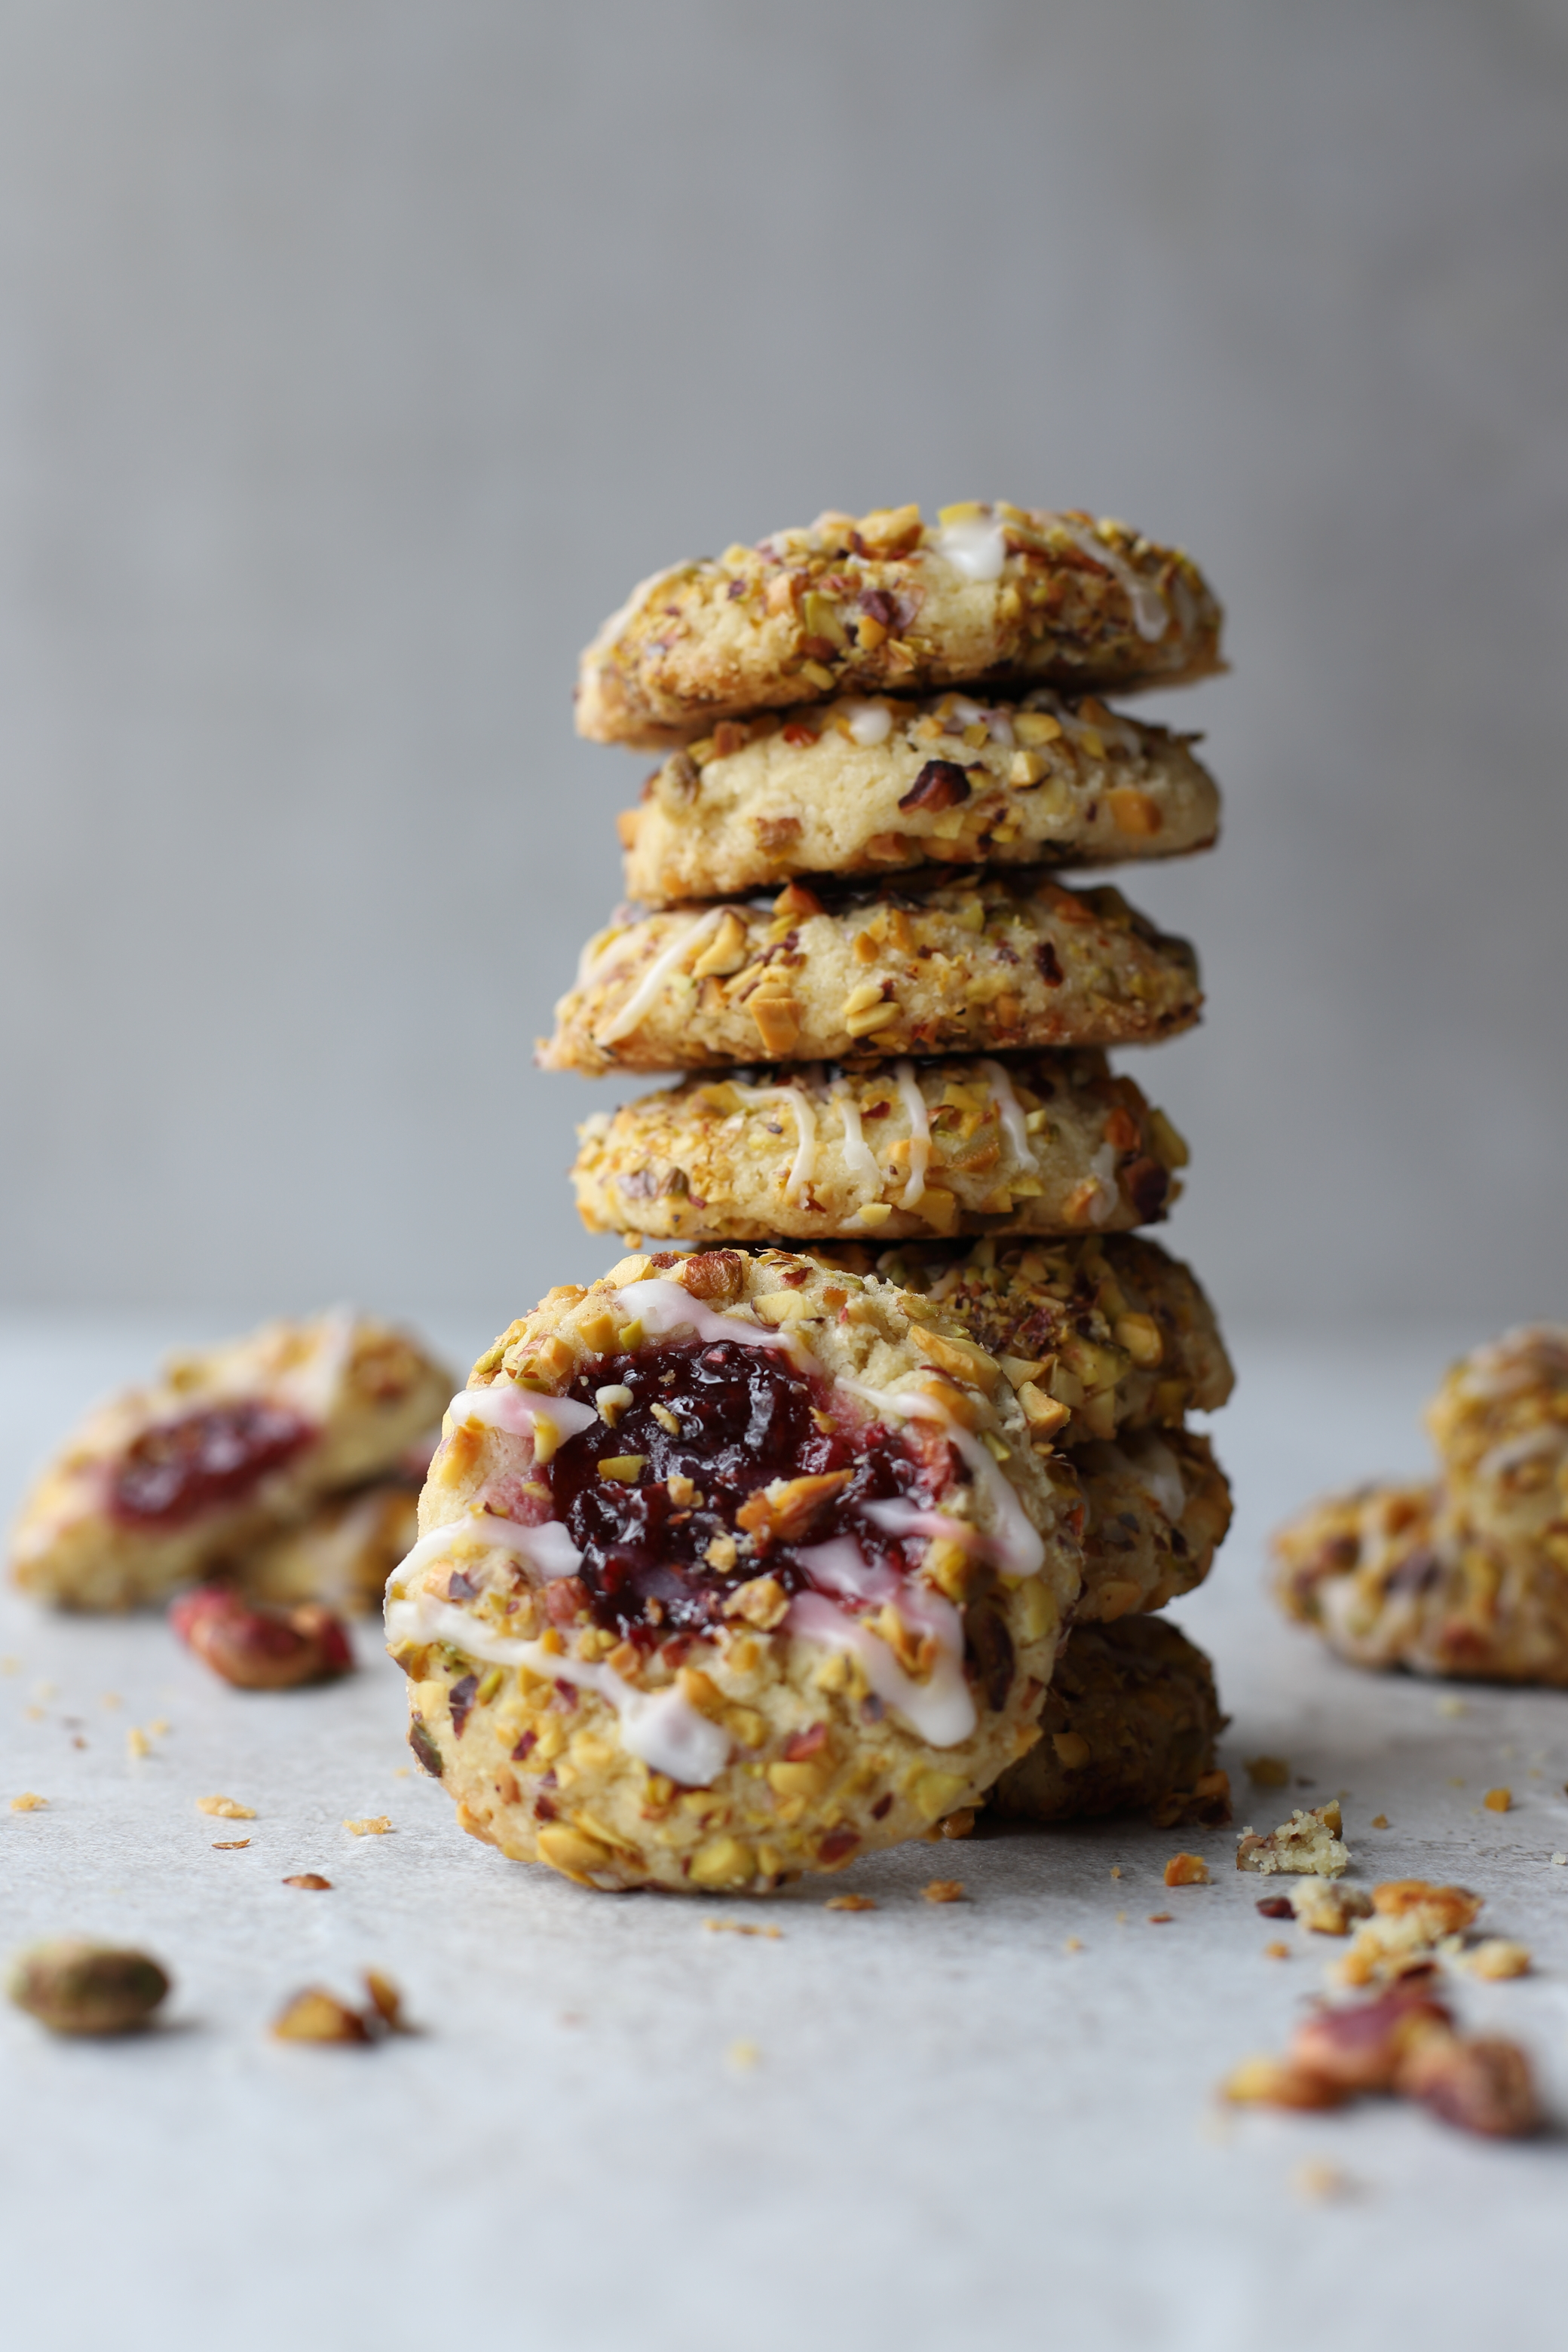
(1236, 1799, 1349, 1878)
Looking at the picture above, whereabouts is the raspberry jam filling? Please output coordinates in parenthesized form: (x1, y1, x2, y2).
(109, 1401, 315, 1528)
(543, 1338, 941, 1639)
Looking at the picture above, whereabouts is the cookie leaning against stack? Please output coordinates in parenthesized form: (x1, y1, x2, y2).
(392, 502, 1236, 1891)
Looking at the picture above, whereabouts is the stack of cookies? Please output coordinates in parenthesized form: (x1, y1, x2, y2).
(526, 500, 1236, 1846)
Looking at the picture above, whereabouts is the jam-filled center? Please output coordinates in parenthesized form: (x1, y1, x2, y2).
(543, 1337, 941, 1638)
(109, 1401, 315, 1528)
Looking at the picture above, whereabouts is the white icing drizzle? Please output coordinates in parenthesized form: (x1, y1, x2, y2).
(733, 1076, 819, 1206)
(891, 1060, 932, 1208)
(593, 908, 726, 1048)
(1088, 1141, 1121, 1227)
(1050, 516, 1170, 644)
(839, 1377, 1046, 1579)
(795, 1533, 897, 1607)
(937, 513, 1008, 583)
(1115, 1438, 1185, 1526)
(395, 1508, 583, 1583)
(830, 1080, 883, 1195)
(449, 1384, 599, 1448)
(785, 1590, 975, 1747)
(384, 1539, 730, 1785)
(843, 699, 893, 746)
(859, 1498, 991, 1556)
(606, 1277, 793, 1355)
(978, 1059, 1039, 1176)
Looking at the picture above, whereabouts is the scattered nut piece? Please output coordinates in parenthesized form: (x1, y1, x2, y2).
(1370, 1814, 1389, 1829)
(1164, 1852, 1210, 1888)
(8, 1939, 170, 2035)
(824, 1894, 877, 1912)
(1147, 1913, 1174, 1925)
(1292, 2161, 1356, 2202)
(1064, 1936, 1084, 1952)
(1236, 1801, 1349, 1878)
(1245, 1756, 1291, 1788)
(212, 1839, 250, 1851)
(703, 1919, 783, 1939)
(1334, 1879, 1482, 1986)
(126, 1727, 151, 1759)
(272, 1989, 372, 2044)
(1291, 1979, 1453, 2093)
(1256, 1896, 1294, 1920)
(345, 1816, 393, 1836)
(1222, 2055, 1345, 2111)
(1483, 1787, 1511, 1813)
(1264, 1941, 1291, 1960)
(173, 1586, 352, 1691)
(9, 1793, 47, 1813)
(196, 1794, 256, 1820)
(1398, 2029, 1541, 2139)
(1462, 1937, 1531, 1981)
(1291, 1879, 1373, 1936)
(922, 1879, 966, 1904)
(283, 1873, 332, 1890)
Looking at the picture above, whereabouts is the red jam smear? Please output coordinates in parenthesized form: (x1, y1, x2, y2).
(545, 1338, 939, 1640)
(109, 1401, 315, 1528)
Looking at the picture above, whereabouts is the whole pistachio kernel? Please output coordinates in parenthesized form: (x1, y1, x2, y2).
(8, 1938, 170, 2035)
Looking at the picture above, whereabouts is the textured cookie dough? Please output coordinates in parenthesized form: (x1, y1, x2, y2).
(865, 1233, 1233, 1446)
(622, 688, 1220, 907)
(1273, 1481, 1568, 1686)
(577, 503, 1223, 747)
(542, 873, 1201, 1076)
(1074, 1429, 1232, 1622)
(991, 1616, 1227, 1826)
(10, 1315, 452, 1612)
(1236, 1800, 1349, 1877)
(1274, 1327, 1568, 1685)
(386, 1248, 1085, 1894)
(1425, 1325, 1568, 1557)
(571, 1052, 1184, 1245)
(238, 1478, 422, 1617)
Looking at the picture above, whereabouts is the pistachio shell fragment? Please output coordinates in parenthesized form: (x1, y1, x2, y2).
(7, 1938, 170, 2035)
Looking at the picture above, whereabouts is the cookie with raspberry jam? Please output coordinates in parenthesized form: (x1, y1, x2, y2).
(571, 1051, 1185, 1246)
(237, 1474, 424, 1618)
(385, 1248, 1084, 1894)
(10, 1315, 451, 1612)
(541, 872, 1201, 1077)
(992, 1615, 1229, 1826)
(577, 503, 1223, 748)
(620, 688, 1218, 910)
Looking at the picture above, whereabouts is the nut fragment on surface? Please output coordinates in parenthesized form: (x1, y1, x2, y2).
(1291, 1878, 1373, 1936)
(1163, 1851, 1210, 1887)
(345, 1815, 392, 1836)
(283, 1873, 332, 1891)
(9, 1792, 47, 1812)
(272, 1970, 408, 2044)
(922, 1879, 967, 1903)
(196, 1793, 256, 1820)
(7, 1939, 170, 2035)
(825, 1894, 878, 1912)
(1245, 1755, 1290, 1788)
(1334, 1879, 1483, 1986)
(1397, 2029, 1542, 2139)
(1236, 1800, 1349, 1877)
(171, 1585, 353, 1691)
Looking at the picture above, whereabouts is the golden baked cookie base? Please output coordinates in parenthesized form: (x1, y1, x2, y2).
(572, 1052, 1182, 1245)
(543, 873, 1200, 1076)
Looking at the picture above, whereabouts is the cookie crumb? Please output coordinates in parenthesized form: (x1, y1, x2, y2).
(1236, 1801, 1349, 1878)
(1292, 1878, 1373, 1936)
(345, 1816, 393, 1836)
(1064, 1936, 1084, 1952)
(704, 1919, 783, 1939)
(1245, 1756, 1291, 1787)
(1483, 1787, 1511, 1813)
(1292, 2160, 1355, 2203)
(127, 1728, 151, 1759)
(824, 1894, 877, 1912)
(1551, 1853, 1566, 1867)
(1164, 1852, 1210, 1887)
(922, 1879, 966, 1903)
(1463, 1937, 1530, 1980)
(1370, 1814, 1389, 1829)
(196, 1794, 256, 1820)
(9, 1793, 47, 1813)
(1109, 1865, 1122, 1879)
(212, 1839, 250, 1850)
(1264, 1941, 1291, 1959)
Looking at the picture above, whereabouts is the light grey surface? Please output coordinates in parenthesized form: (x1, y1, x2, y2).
(0, 1, 1565, 1325)
(2, 1316, 1566, 2352)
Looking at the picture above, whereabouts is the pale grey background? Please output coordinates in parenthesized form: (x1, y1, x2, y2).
(0, 0, 1564, 1335)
